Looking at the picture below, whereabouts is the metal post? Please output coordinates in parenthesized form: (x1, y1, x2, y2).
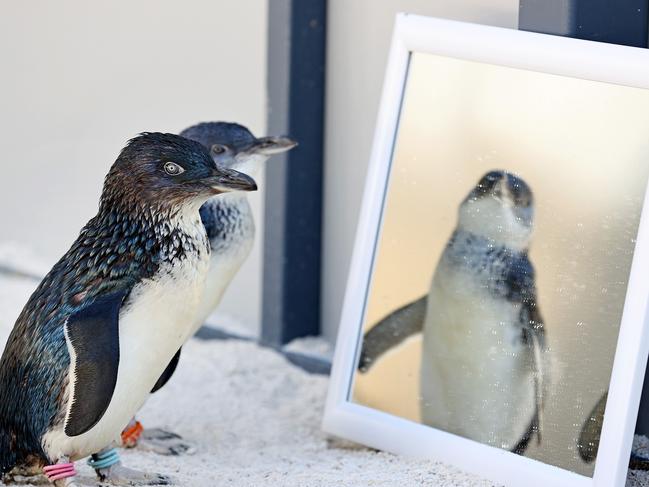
(262, 0, 326, 346)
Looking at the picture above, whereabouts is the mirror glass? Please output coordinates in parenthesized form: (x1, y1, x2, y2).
(351, 52, 649, 476)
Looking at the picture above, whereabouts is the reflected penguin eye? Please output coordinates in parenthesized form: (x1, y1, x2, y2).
(163, 162, 185, 176)
(211, 144, 227, 155)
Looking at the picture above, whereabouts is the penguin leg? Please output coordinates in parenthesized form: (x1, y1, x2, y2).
(43, 456, 79, 487)
(122, 350, 195, 456)
(90, 447, 171, 486)
(121, 415, 196, 456)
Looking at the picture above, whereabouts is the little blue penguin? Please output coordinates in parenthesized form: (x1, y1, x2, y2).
(114, 122, 297, 459)
(113, 122, 297, 458)
(86, 123, 296, 483)
(420, 170, 547, 453)
(0, 133, 257, 486)
(182, 121, 297, 331)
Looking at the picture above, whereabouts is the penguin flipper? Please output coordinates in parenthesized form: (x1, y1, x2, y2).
(151, 348, 182, 394)
(511, 416, 537, 455)
(511, 299, 547, 455)
(511, 327, 545, 455)
(508, 254, 548, 453)
(528, 323, 546, 444)
(64, 290, 127, 437)
(358, 296, 427, 373)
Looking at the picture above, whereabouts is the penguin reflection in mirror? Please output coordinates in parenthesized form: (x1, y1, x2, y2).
(114, 122, 297, 457)
(359, 170, 548, 454)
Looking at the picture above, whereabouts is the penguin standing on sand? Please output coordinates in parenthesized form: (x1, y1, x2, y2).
(0, 133, 257, 486)
(359, 170, 547, 454)
(114, 122, 297, 457)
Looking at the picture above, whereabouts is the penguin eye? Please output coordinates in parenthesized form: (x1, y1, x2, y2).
(211, 144, 227, 155)
(163, 162, 185, 176)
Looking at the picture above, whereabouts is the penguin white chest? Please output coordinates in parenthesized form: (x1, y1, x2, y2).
(195, 235, 253, 328)
(48, 252, 209, 460)
(116, 254, 210, 393)
(420, 257, 535, 450)
(194, 195, 255, 329)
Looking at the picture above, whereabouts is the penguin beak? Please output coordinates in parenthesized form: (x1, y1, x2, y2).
(248, 136, 298, 156)
(206, 167, 257, 193)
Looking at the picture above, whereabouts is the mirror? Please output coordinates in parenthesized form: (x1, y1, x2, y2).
(350, 50, 649, 477)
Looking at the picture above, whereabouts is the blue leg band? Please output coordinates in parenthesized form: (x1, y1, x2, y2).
(87, 447, 121, 470)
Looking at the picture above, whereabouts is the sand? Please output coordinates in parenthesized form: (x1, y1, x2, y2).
(0, 249, 648, 486)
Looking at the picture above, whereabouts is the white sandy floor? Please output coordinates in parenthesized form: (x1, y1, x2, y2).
(1, 268, 649, 486)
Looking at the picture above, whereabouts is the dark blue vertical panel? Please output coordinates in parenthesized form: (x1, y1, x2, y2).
(519, 0, 648, 47)
(263, 0, 326, 346)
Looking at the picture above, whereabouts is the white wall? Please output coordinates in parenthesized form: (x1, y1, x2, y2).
(0, 1, 267, 334)
(0, 1, 525, 342)
(322, 0, 521, 343)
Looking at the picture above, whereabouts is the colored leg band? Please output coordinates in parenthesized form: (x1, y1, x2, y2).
(87, 447, 121, 470)
(121, 420, 144, 447)
(43, 462, 76, 481)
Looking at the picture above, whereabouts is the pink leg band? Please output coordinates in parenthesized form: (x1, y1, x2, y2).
(43, 462, 76, 481)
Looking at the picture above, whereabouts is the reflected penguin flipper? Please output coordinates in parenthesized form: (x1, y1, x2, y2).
(358, 296, 427, 373)
(577, 392, 607, 463)
(509, 255, 548, 454)
(527, 306, 547, 447)
(511, 416, 538, 455)
(510, 323, 545, 455)
(577, 391, 649, 469)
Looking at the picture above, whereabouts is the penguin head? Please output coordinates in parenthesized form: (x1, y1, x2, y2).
(102, 132, 257, 212)
(179, 122, 297, 179)
(457, 170, 534, 250)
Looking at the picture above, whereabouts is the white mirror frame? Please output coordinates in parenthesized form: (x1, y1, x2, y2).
(322, 13, 649, 487)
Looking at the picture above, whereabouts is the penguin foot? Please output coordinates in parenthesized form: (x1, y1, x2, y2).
(2, 475, 48, 485)
(3, 464, 46, 484)
(95, 463, 171, 486)
(53, 479, 80, 487)
(134, 428, 196, 456)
